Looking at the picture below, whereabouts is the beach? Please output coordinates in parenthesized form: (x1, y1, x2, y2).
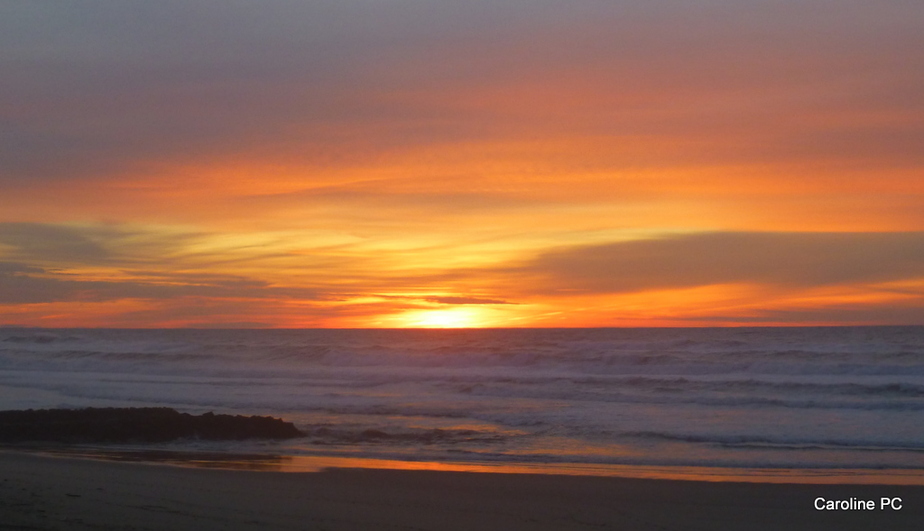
(3, 328, 923, 529)
(1, 452, 922, 531)
(4, 0, 923, 526)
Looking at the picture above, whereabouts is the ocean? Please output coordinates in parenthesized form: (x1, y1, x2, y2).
(1, 327, 923, 482)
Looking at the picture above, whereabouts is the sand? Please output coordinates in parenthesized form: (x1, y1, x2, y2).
(1, 451, 922, 531)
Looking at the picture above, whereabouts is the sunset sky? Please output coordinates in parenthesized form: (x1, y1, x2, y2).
(2, 1, 923, 328)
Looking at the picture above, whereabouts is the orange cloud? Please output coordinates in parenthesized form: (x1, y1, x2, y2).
(2, 2, 922, 327)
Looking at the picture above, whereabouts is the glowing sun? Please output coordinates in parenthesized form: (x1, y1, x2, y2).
(398, 308, 485, 328)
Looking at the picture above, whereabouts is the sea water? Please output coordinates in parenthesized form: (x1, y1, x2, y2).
(1, 327, 923, 480)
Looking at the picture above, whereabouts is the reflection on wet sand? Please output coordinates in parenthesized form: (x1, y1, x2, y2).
(25, 447, 924, 485)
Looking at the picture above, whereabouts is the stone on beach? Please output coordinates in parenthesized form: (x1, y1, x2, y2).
(0, 407, 304, 443)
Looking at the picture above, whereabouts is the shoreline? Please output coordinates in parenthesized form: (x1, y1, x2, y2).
(7, 446, 924, 485)
(8, 446, 924, 485)
(2, 451, 923, 530)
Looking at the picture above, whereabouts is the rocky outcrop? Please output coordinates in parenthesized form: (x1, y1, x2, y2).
(0, 407, 304, 443)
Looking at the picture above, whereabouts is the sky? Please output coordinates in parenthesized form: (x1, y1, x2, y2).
(1, 0, 923, 328)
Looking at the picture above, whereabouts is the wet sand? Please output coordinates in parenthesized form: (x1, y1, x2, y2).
(1, 451, 922, 530)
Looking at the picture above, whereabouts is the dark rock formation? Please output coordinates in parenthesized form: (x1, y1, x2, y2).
(0, 407, 305, 443)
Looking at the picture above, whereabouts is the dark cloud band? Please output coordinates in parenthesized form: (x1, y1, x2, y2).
(522, 232, 924, 294)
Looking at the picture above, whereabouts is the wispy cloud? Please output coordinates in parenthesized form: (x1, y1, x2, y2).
(3, 1, 921, 186)
(516, 232, 924, 295)
(1, 2, 922, 326)
(0, 223, 115, 264)
(421, 296, 513, 305)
